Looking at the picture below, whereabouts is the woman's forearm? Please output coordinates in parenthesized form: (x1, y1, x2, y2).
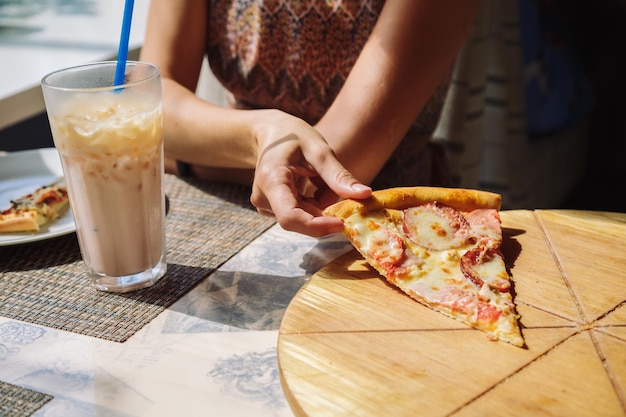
(316, 0, 480, 185)
(160, 78, 258, 169)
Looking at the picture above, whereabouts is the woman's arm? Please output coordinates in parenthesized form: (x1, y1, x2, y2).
(140, 0, 479, 236)
(316, 0, 480, 184)
(140, 0, 258, 170)
(140, 0, 372, 236)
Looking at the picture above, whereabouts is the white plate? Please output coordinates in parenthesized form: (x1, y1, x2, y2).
(0, 148, 76, 246)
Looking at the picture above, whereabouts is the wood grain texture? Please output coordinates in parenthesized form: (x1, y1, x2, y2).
(278, 210, 626, 417)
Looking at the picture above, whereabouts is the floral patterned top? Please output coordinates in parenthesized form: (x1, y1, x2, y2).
(206, 0, 451, 188)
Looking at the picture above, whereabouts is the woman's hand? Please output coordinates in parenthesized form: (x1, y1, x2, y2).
(249, 110, 371, 237)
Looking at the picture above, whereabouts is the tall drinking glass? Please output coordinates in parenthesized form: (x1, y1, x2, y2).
(41, 61, 166, 293)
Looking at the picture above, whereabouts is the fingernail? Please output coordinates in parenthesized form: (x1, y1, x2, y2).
(351, 183, 371, 192)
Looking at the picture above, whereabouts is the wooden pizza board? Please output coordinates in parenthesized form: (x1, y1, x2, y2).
(278, 210, 626, 417)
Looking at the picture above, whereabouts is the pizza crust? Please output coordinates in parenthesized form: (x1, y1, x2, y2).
(324, 187, 502, 218)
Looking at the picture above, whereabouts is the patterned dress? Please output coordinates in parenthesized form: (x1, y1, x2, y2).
(206, 0, 452, 189)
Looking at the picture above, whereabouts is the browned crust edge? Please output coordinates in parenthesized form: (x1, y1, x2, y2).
(324, 186, 502, 219)
(0, 210, 43, 233)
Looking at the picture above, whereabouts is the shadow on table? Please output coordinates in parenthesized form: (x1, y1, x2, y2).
(166, 269, 307, 332)
(163, 235, 354, 333)
(0, 233, 81, 272)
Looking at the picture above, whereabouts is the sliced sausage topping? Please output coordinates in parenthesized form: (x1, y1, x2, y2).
(460, 247, 510, 292)
(365, 221, 406, 273)
(402, 202, 472, 251)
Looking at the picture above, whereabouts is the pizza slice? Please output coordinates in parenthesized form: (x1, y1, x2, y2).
(0, 179, 70, 233)
(323, 186, 525, 347)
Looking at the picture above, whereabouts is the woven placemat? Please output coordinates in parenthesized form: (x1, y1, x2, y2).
(0, 175, 276, 342)
(0, 380, 52, 417)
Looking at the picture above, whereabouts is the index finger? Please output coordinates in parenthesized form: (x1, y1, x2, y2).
(267, 183, 345, 237)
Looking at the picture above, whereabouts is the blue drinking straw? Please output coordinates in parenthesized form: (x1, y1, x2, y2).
(114, 0, 135, 87)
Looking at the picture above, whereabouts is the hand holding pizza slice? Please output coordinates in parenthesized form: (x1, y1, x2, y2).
(323, 186, 525, 347)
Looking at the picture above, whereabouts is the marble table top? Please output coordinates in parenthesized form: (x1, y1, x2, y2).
(0, 223, 353, 416)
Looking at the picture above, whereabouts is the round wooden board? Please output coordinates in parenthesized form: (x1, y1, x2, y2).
(278, 210, 626, 417)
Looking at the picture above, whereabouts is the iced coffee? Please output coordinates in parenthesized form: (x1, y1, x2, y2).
(42, 62, 166, 292)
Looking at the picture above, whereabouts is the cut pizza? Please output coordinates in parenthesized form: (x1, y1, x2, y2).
(0, 179, 70, 233)
(323, 186, 525, 347)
